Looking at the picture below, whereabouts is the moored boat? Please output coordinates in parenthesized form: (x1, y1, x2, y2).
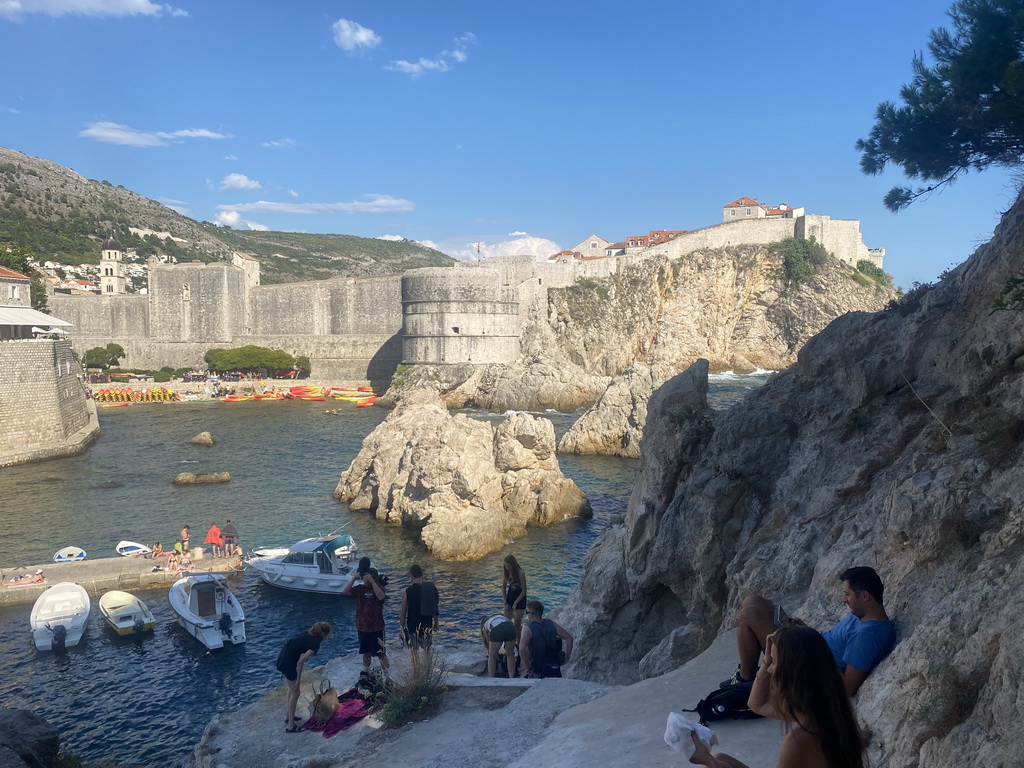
(99, 590, 156, 635)
(168, 573, 246, 650)
(245, 533, 359, 595)
(116, 540, 152, 557)
(30, 582, 91, 651)
(53, 546, 86, 562)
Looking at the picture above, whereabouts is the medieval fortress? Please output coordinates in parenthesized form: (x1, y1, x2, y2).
(48, 198, 885, 385)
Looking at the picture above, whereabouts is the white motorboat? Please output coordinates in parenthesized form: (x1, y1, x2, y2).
(30, 582, 91, 651)
(99, 590, 156, 635)
(53, 546, 86, 563)
(115, 540, 152, 557)
(168, 573, 245, 650)
(245, 533, 358, 595)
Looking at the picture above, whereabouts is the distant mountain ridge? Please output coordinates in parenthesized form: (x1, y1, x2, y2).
(0, 145, 454, 284)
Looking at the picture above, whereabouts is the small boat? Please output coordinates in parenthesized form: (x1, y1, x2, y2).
(53, 546, 86, 563)
(168, 573, 246, 649)
(245, 533, 359, 595)
(116, 540, 152, 557)
(101, 402, 131, 408)
(99, 590, 156, 635)
(30, 582, 91, 651)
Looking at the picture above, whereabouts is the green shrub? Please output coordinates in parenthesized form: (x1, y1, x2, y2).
(374, 655, 448, 727)
(153, 371, 172, 383)
(856, 259, 894, 288)
(770, 237, 830, 288)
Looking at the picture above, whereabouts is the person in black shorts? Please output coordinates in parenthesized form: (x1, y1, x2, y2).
(502, 555, 528, 642)
(276, 621, 331, 733)
(222, 519, 238, 556)
(399, 564, 440, 663)
(343, 557, 390, 677)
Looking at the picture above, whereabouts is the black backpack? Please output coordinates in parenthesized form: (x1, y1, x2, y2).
(683, 682, 764, 726)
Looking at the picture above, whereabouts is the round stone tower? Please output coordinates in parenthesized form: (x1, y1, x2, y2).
(100, 234, 127, 295)
(401, 267, 520, 365)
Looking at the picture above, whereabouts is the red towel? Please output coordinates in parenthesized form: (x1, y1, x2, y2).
(302, 699, 370, 737)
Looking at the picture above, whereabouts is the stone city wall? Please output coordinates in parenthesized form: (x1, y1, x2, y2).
(149, 262, 247, 342)
(0, 339, 98, 467)
(247, 275, 402, 336)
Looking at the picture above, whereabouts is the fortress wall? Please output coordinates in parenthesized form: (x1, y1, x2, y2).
(249, 276, 403, 337)
(653, 219, 798, 259)
(50, 294, 150, 339)
(0, 339, 98, 467)
(401, 268, 521, 365)
(331, 276, 403, 335)
(148, 263, 246, 342)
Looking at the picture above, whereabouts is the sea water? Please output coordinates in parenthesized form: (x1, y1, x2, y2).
(0, 372, 767, 766)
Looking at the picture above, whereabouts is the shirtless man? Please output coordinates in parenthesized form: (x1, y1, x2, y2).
(180, 525, 190, 554)
(723, 566, 896, 696)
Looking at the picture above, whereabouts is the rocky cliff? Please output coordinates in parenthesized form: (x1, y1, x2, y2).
(555, 196, 1024, 766)
(334, 389, 591, 559)
(387, 245, 893, 418)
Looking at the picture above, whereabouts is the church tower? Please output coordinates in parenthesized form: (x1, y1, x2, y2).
(100, 234, 127, 295)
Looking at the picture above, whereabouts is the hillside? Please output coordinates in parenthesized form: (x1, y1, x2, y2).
(0, 146, 454, 284)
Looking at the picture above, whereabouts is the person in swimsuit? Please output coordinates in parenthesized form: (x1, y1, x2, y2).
(501, 555, 528, 642)
(180, 526, 190, 554)
(688, 626, 865, 768)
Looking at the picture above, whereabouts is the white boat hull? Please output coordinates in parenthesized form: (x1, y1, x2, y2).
(168, 574, 246, 650)
(99, 590, 156, 635)
(30, 582, 91, 651)
(116, 540, 152, 557)
(245, 534, 359, 595)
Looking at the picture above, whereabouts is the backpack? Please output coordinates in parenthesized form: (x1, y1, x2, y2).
(682, 682, 763, 726)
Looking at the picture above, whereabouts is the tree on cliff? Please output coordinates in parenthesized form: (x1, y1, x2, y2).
(857, 0, 1024, 211)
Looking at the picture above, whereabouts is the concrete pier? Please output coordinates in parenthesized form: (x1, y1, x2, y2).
(0, 554, 243, 606)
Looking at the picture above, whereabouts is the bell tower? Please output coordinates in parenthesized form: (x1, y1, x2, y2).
(100, 234, 127, 295)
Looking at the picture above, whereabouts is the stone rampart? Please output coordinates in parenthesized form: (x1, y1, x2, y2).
(0, 339, 99, 467)
(248, 275, 402, 336)
(149, 262, 247, 342)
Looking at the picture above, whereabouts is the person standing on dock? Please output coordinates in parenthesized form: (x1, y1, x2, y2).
(204, 523, 224, 559)
(222, 519, 238, 555)
(344, 556, 390, 677)
(180, 525, 190, 554)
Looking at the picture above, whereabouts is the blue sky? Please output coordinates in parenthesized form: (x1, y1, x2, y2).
(0, 0, 1018, 290)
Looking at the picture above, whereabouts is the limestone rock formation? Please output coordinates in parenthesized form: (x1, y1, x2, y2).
(557, 196, 1024, 765)
(189, 432, 215, 446)
(0, 710, 59, 768)
(557, 361, 683, 457)
(172, 472, 230, 485)
(334, 389, 591, 559)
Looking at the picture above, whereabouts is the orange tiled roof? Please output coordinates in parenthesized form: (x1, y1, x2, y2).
(724, 196, 760, 208)
(0, 266, 30, 280)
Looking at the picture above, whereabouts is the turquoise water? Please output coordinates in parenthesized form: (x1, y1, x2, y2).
(0, 373, 767, 766)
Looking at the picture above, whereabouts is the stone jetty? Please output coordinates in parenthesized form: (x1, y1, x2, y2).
(0, 554, 242, 606)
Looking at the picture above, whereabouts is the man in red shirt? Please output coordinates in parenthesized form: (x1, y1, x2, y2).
(343, 557, 390, 676)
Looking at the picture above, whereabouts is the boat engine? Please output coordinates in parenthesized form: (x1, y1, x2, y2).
(133, 618, 146, 634)
(218, 612, 233, 639)
(50, 623, 68, 652)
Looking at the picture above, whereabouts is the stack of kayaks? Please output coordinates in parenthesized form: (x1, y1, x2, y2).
(331, 387, 378, 407)
(285, 385, 326, 401)
(94, 388, 179, 403)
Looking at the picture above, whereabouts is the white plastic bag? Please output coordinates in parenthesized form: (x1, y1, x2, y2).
(664, 711, 719, 758)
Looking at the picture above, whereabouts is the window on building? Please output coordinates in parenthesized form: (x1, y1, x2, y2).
(452, 327, 460, 334)
(8, 284, 20, 300)
(731, 210, 736, 217)
(745, 208, 751, 215)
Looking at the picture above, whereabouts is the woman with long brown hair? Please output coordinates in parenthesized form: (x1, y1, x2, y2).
(276, 621, 331, 733)
(689, 625, 864, 768)
(501, 555, 528, 641)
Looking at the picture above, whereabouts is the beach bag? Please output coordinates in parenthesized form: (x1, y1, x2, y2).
(682, 682, 763, 726)
(311, 679, 340, 723)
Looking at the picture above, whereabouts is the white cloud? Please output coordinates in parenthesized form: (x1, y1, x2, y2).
(261, 138, 295, 148)
(217, 194, 415, 215)
(508, 231, 527, 236)
(79, 121, 231, 147)
(214, 210, 268, 231)
(442, 235, 560, 262)
(0, 0, 185, 20)
(223, 154, 237, 161)
(287, 189, 299, 198)
(219, 173, 262, 191)
(388, 31, 477, 78)
(377, 235, 404, 241)
(332, 18, 381, 52)
(2, 106, 21, 114)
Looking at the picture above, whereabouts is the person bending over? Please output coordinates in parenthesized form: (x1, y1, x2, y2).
(723, 566, 895, 696)
(689, 626, 864, 768)
(480, 614, 517, 678)
(276, 621, 331, 733)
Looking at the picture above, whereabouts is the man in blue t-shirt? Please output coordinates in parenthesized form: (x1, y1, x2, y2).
(722, 566, 896, 696)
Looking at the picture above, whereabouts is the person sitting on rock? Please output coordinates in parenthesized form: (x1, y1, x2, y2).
(722, 566, 895, 697)
(519, 600, 573, 679)
(480, 614, 517, 677)
(150, 542, 164, 559)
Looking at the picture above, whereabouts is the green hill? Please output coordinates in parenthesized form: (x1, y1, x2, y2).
(0, 145, 454, 284)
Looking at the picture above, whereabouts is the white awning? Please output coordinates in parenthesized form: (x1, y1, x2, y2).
(0, 306, 73, 327)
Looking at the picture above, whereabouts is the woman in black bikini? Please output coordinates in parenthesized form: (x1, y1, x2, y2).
(501, 555, 528, 642)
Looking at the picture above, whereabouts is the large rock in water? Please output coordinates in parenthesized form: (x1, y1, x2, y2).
(172, 472, 230, 485)
(0, 710, 59, 768)
(556, 194, 1024, 766)
(334, 389, 591, 559)
(557, 361, 687, 457)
